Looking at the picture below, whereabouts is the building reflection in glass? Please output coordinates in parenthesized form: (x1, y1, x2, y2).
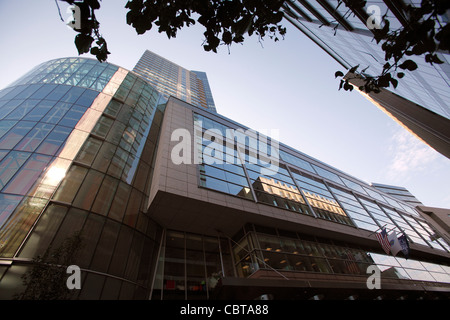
(232, 224, 450, 284)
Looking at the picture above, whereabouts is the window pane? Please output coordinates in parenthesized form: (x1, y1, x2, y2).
(108, 225, 133, 277)
(92, 116, 113, 138)
(0, 121, 17, 139)
(72, 169, 104, 211)
(5, 100, 40, 120)
(75, 89, 98, 107)
(29, 84, 58, 100)
(0, 151, 30, 189)
(52, 165, 88, 203)
(75, 136, 102, 166)
(0, 197, 47, 257)
(45, 85, 71, 101)
(36, 125, 72, 156)
(3, 154, 52, 195)
(203, 176, 229, 193)
(14, 123, 54, 152)
(0, 100, 24, 120)
(61, 86, 85, 104)
(90, 219, 120, 272)
(0, 121, 35, 149)
(17, 204, 67, 258)
(41, 101, 71, 124)
(59, 105, 87, 127)
(0, 86, 27, 101)
(92, 141, 116, 172)
(108, 181, 131, 222)
(0, 87, 18, 100)
(23, 100, 55, 122)
(0, 194, 23, 227)
(91, 175, 119, 216)
(12, 84, 42, 100)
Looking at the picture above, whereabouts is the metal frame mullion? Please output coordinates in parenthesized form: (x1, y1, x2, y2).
(232, 131, 258, 203)
(352, 190, 382, 230)
(322, 179, 358, 227)
(285, 164, 318, 218)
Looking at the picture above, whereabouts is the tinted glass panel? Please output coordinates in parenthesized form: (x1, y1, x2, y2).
(23, 100, 55, 122)
(36, 125, 72, 155)
(0, 121, 35, 149)
(3, 154, 52, 195)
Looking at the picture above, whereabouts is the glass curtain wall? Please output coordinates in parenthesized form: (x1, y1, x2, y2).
(232, 224, 450, 284)
(153, 230, 233, 300)
(0, 58, 166, 299)
(194, 113, 450, 253)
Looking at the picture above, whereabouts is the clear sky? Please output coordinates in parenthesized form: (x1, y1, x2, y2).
(0, 1, 449, 208)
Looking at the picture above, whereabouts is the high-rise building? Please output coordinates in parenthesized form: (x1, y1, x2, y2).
(0, 55, 448, 300)
(133, 50, 217, 112)
(281, 0, 450, 159)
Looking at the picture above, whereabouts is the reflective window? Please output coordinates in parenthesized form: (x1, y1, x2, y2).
(41, 101, 71, 124)
(59, 105, 87, 127)
(330, 186, 379, 231)
(158, 230, 231, 300)
(279, 150, 315, 173)
(3, 153, 52, 195)
(14, 123, 54, 152)
(5, 100, 39, 120)
(0, 121, 17, 139)
(36, 125, 72, 156)
(195, 114, 254, 200)
(382, 207, 428, 246)
(23, 100, 55, 122)
(312, 165, 345, 186)
(12, 84, 42, 100)
(61, 86, 86, 104)
(0, 86, 27, 101)
(29, 84, 58, 100)
(0, 87, 19, 100)
(232, 224, 450, 284)
(292, 168, 353, 225)
(45, 85, 71, 101)
(52, 165, 88, 205)
(341, 177, 367, 195)
(0, 194, 24, 227)
(0, 100, 24, 119)
(0, 121, 35, 149)
(75, 89, 99, 107)
(11, 58, 118, 93)
(0, 151, 30, 189)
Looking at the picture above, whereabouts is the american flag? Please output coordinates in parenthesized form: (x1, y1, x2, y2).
(376, 228, 391, 255)
(344, 251, 360, 274)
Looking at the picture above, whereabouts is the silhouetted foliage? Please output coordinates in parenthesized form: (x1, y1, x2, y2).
(14, 232, 83, 300)
(334, 0, 450, 93)
(60, 0, 286, 61)
(58, 0, 449, 93)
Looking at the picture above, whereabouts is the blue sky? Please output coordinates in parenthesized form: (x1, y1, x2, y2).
(0, 0, 449, 208)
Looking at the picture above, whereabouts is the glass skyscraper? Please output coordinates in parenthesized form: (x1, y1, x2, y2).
(282, 0, 450, 158)
(133, 50, 217, 112)
(0, 53, 448, 300)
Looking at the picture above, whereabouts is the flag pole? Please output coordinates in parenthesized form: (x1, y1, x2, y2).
(367, 225, 397, 237)
(367, 224, 387, 237)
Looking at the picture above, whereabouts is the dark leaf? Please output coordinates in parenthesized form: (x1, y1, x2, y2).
(398, 60, 418, 71)
(74, 33, 94, 55)
(390, 78, 398, 89)
(334, 71, 344, 78)
(378, 75, 390, 88)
